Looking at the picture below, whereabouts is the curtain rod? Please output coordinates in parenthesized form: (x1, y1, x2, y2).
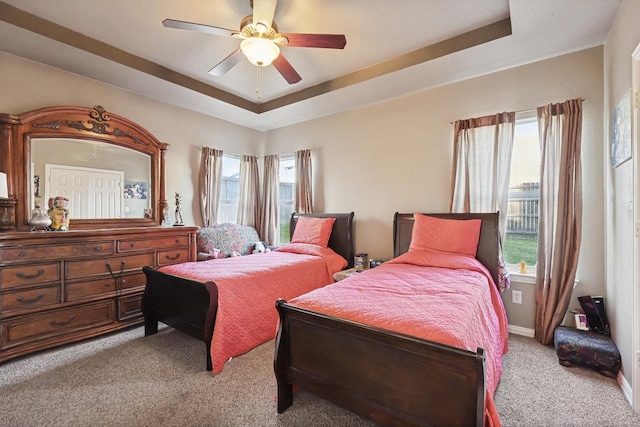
(197, 147, 314, 159)
(449, 99, 587, 125)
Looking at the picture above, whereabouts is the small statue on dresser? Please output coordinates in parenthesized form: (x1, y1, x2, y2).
(47, 196, 70, 231)
(174, 192, 184, 226)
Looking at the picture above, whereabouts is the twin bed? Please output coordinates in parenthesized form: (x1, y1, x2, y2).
(142, 212, 354, 372)
(142, 211, 508, 426)
(274, 212, 508, 427)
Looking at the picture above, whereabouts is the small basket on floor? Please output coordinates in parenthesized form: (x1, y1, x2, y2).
(553, 326, 621, 378)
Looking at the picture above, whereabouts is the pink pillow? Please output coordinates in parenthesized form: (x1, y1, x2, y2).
(409, 213, 482, 257)
(291, 216, 336, 247)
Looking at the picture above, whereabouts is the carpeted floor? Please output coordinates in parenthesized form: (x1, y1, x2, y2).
(1, 326, 639, 426)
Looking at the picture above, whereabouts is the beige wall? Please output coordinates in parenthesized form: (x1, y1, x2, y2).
(604, 0, 640, 395)
(0, 45, 606, 337)
(266, 47, 605, 331)
(0, 51, 261, 226)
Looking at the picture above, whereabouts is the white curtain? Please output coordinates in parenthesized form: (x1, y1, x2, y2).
(260, 155, 279, 246)
(450, 112, 516, 291)
(295, 149, 313, 213)
(237, 155, 260, 228)
(199, 147, 223, 227)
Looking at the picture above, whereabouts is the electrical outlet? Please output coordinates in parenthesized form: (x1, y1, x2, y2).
(512, 290, 523, 304)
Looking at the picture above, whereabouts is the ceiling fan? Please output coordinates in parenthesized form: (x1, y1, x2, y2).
(163, 0, 347, 86)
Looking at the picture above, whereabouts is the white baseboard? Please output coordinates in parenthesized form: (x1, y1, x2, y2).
(508, 324, 535, 337)
(619, 370, 633, 406)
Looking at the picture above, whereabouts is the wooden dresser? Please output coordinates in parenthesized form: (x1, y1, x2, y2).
(0, 226, 197, 364)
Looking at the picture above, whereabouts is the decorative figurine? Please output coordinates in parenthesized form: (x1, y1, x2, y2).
(518, 260, 528, 274)
(47, 196, 70, 231)
(174, 192, 184, 226)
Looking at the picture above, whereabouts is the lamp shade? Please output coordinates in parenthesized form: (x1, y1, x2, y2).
(240, 37, 280, 67)
(0, 172, 7, 199)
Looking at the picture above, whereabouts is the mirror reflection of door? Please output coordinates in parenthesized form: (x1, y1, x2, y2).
(45, 164, 124, 219)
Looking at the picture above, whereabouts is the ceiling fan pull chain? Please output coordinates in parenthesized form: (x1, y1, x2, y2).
(256, 66, 262, 100)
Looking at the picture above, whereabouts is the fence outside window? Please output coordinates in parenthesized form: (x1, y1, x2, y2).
(506, 182, 539, 238)
(218, 176, 239, 223)
(279, 182, 294, 243)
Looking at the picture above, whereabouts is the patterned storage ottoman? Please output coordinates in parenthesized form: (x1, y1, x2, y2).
(554, 326, 621, 378)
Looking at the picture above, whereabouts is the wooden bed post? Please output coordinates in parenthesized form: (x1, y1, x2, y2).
(274, 299, 294, 413)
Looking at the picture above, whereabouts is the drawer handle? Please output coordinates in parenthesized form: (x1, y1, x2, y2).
(94, 246, 103, 252)
(16, 269, 45, 279)
(17, 293, 45, 304)
(106, 260, 126, 279)
(50, 315, 75, 327)
(165, 253, 181, 261)
(19, 251, 27, 258)
(129, 242, 136, 248)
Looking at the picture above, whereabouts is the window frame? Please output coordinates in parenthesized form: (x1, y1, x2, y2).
(277, 155, 295, 244)
(504, 111, 540, 275)
(218, 154, 241, 224)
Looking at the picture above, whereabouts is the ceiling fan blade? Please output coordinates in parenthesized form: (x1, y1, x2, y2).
(252, 0, 277, 29)
(163, 19, 236, 37)
(273, 54, 301, 84)
(209, 48, 244, 76)
(281, 33, 347, 49)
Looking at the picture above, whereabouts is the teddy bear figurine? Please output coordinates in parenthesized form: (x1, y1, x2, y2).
(47, 196, 70, 231)
(252, 241, 271, 254)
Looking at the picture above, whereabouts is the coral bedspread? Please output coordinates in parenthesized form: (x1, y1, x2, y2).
(288, 249, 509, 427)
(158, 243, 347, 374)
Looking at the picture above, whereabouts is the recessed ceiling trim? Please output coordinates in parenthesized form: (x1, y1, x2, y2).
(0, 1, 258, 113)
(258, 17, 512, 113)
(0, 1, 511, 117)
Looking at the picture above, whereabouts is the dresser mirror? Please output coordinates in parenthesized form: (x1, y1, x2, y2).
(30, 138, 152, 220)
(0, 105, 168, 231)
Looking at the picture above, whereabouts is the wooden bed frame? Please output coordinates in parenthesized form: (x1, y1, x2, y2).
(274, 212, 499, 427)
(142, 212, 355, 371)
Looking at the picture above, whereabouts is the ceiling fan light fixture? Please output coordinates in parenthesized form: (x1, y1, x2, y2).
(241, 37, 280, 67)
(255, 22, 268, 34)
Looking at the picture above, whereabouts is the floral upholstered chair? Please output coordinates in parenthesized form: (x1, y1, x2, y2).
(196, 223, 260, 260)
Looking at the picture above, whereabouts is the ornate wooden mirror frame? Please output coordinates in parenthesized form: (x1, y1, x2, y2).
(0, 105, 168, 231)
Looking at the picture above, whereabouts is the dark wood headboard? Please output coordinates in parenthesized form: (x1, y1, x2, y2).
(290, 212, 355, 268)
(393, 212, 500, 286)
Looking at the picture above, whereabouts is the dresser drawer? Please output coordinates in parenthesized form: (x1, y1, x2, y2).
(0, 263, 61, 290)
(157, 249, 190, 267)
(1, 300, 116, 348)
(65, 271, 146, 301)
(1, 285, 60, 314)
(65, 253, 154, 280)
(66, 278, 116, 302)
(118, 294, 142, 320)
(117, 235, 189, 252)
(1, 242, 113, 263)
(121, 272, 147, 291)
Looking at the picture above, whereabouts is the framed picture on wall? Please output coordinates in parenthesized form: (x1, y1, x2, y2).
(611, 89, 632, 168)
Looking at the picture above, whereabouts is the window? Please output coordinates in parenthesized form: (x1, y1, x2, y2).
(218, 155, 240, 223)
(504, 114, 540, 268)
(278, 156, 295, 244)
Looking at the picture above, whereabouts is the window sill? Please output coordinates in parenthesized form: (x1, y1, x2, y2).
(508, 270, 536, 284)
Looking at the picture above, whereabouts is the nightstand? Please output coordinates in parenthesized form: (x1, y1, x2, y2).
(333, 268, 360, 281)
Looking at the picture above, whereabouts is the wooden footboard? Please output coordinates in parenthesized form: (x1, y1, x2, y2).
(142, 266, 218, 370)
(274, 299, 486, 427)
